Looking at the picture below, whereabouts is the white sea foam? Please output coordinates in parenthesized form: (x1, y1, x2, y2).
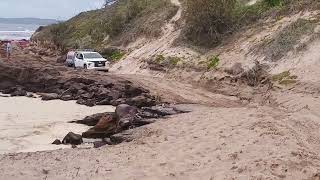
(0, 23, 39, 40)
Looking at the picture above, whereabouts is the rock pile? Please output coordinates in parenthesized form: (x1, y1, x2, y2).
(0, 63, 156, 108)
(55, 104, 189, 147)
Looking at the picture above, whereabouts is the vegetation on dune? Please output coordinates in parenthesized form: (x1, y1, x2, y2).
(32, 0, 320, 55)
(183, 0, 320, 46)
(272, 71, 298, 85)
(261, 18, 319, 61)
(32, 0, 178, 52)
(207, 56, 220, 70)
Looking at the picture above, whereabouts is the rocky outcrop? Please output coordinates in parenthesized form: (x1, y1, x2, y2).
(0, 62, 156, 108)
(78, 104, 189, 139)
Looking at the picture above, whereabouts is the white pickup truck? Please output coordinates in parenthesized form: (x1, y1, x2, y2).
(66, 50, 110, 71)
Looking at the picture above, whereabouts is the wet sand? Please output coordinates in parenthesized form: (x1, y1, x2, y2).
(0, 95, 114, 154)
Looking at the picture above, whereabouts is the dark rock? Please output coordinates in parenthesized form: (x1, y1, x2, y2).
(93, 141, 108, 148)
(96, 98, 112, 105)
(108, 91, 122, 100)
(126, 95, 156, 108)
(102, 138, 113, 145)
(68, 78, 95, 85)
(79, 92, 94, 100)
(76, 99, 95, 107)
(10, 87, 27, 96)
(139, 105, 188, 118)
(52, 139, 62, 145)
(132, 118, 157, 127)
(124, 85, 148, 97)
(41, 93, 59, 101)
(110, 131, 134, 144)
(60, 94, 73, 101)
(2, 88, 14, 94)
(116, 104, 138, 129)
(111, 98, 126, 106)
(62, 132, 83, 145)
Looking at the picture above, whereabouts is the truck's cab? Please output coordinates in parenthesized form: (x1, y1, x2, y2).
(73, 51, 110, 71)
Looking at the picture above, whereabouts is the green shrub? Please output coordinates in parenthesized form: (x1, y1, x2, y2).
(110, 51, 125, 61)
(155, 54, 165, 63)
(168, 56, 181, 66)
(184, 0, 237, 46)
(272, 71, 290, 82)
(272, 71, 298, 85)
(207, 56, 220, 70)
(264, 0, 282, 7)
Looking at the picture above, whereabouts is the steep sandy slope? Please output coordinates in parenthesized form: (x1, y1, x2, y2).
(111, 0, 199, 75)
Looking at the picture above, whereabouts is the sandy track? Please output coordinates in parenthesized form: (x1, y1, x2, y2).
(116, 74, 241, 107)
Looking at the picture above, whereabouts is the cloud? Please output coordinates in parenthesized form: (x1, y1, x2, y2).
(0, 0, 105, 20)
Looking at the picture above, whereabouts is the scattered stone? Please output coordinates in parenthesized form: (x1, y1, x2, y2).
(41, 93, 59, 101)
(116, 104, 138, 129)
(93, 141, 108, 148)
(52, 139, 62, 145)
(10, 87, 27, 96)
(124, 85, 147, 97)
(111, 98, 126, 106)
(139, 105, 190, 118)
(76, 99, 95, 107)
(110, 131, 134, 144)
(96, 98, 112, 105)
(60, 94, 73, 101)
(62, 132, 83, 145)
(126, 95, 156, 108)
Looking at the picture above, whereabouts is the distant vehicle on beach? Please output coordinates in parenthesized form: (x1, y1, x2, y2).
(67, 50, 110, 71)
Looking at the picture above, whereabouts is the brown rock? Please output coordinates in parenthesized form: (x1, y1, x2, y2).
(70, 113, 114, 126)
(82, 115, 118, 138)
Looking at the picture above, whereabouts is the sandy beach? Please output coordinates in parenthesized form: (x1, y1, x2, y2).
(0, 95, 114, 154)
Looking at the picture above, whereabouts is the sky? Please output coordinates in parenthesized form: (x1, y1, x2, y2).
(0, 0, 105, 20)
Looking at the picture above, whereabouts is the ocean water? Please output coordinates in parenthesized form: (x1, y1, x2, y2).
(0, 23, 40, 40)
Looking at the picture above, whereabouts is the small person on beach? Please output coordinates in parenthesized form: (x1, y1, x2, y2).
(6, 41, 12, 60)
